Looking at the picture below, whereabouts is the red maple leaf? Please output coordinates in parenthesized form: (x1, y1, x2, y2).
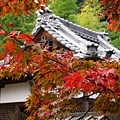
(63, 71, 85, 89)
(101, 0, 108, 4)
(0, 29, 6, 35)
(16, 52, 23, 62)
(8, 22, 14, 27)
(98, 68, 115, 78)
(16, 34, 34, 44)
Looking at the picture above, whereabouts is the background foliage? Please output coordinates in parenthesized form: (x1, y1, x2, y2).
(0, 12, 36, 46)
(49, 0, 79, 23)
(76, 0, 105, 32)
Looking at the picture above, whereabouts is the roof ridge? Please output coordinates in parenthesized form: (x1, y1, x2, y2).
(56, 15, 105, 35)
(53, 15, 110, 42)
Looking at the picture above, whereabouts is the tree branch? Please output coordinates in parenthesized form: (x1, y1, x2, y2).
(77, 105, 93, 120)
(55, 93, 95, 119)
(43, 52, 74, 72)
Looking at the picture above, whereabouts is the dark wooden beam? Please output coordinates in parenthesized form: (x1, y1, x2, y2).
(0, 75, 33, 88)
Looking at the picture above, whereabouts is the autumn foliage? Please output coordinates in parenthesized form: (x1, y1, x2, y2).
(0, 0, 48, 16)
(0, 24, 120, 119)
(101, 0, 120, 31)
(0, 0, 120, 120)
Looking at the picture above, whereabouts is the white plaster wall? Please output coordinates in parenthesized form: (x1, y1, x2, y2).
(0, 82, 31, 103)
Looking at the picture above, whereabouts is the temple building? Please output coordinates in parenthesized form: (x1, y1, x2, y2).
(0, 8, 120, 120)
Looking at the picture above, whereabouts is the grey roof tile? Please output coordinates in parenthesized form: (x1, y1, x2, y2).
(52, 34, 61, 38)
(41, 24, 46, 28)
(56, 37, 65, 41)
(43, 27, 50, 31)
(65, 43, 75, 47)
(61, 40, 70, 44)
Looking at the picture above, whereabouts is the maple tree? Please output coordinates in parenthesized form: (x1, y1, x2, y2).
(101, 0, 120, 32)
(0, 25, 120, 119)
(0, 0, 120, 120)
(0, 0, 48, 16)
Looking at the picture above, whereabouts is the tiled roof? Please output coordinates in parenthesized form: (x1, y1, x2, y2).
(32, 7, 120, 60)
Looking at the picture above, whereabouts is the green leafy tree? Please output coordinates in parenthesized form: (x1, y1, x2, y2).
(109, 31, 120, 50)
(76, 0, 105, 32)
(49, 0, 79, 23)
(0, 12, 36, 46)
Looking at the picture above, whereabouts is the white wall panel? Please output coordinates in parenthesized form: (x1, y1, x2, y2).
(0, 82, 31, 103)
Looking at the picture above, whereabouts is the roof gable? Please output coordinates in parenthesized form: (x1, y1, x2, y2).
(32, 7, 120, 60)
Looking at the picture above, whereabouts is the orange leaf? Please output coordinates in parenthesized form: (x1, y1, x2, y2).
(0, 2, 4, 8)
(16, 34, 34, 44)
(3, 40, 16, 53)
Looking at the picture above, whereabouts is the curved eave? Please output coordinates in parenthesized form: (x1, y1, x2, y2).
(32, 9, 120, 59)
